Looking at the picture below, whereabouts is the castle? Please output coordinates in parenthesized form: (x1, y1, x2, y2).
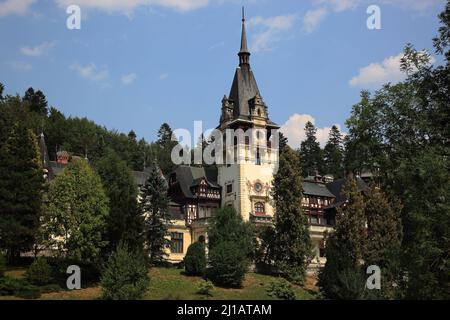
(39, 12, 368, 269)
(159, 12, 368, 268)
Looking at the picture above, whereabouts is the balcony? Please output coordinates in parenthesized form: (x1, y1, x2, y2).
(249, 212, 273, 224)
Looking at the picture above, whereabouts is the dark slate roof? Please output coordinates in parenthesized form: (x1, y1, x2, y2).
(326, 177, 369, 206)
(302, 181, 335, 198)
(226, 12, 278, 129)
(173, 166, 219, 199)
(229, 66, 260, 119)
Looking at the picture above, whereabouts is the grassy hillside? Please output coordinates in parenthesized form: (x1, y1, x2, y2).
(2, 267, 317, 300)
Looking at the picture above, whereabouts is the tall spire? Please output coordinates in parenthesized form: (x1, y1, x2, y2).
(238, 7, 250, 66)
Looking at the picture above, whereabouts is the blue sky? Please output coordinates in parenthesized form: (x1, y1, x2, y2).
(0, 0, 446, 147)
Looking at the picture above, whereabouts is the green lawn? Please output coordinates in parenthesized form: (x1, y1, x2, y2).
(146, 268, 316, 300)
(1, 267, 317, 300)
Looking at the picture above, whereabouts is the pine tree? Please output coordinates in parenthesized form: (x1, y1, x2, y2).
(207, 207, 254, 288)
(101, 242, 150, 300)
(299, 121, 324, 177)
(318, 175, 367, 299)
(323, 125, 344, 178)
(364, 185, 403, 299)
(0, 119, 43, 262)
(156, 123, 178, 174)
(278, 132, 288, 154)
(344, 91, 384, 176)
(23, 87, 48, 116)
(140, 162, 170, 265)
(0, 83, 4, 100)
(96, 150, 144, 255)
(272, 146, 312, 284)
(42, 159, 109, 263)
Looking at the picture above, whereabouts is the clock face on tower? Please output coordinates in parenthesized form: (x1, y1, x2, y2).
(254, 182, 263, 193)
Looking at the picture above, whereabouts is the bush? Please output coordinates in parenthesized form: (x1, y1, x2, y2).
(101, 243, 150, 300)
(15, 284, 41, 299)
(267, 279, 296, 300)
(25, 257, 53, 286)
(196, 280, 214, 296)
(207, 241, 249, 288)
(0, 253, 6, 277)
(0, 277, 41, 299)
(184, 242, 206, 276)
(52, 258, 101, 287)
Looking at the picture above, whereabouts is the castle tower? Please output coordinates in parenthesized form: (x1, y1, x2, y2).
(217, 9, 280, 223)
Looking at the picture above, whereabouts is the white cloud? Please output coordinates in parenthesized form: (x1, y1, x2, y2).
(70, 63, 109, 83)
(349, 52, 435, 88)
(302, 7, 328, 33)
(0, 0, 36, 18)
(314, 0, 359, 12)
(121, 73, 137, 85)
(281, 113, 345, 148)
(20, 41, 55, 57)
(55, 0, 209, 14)
(8, 60, 32, 71)
(247, 14, 297, 52)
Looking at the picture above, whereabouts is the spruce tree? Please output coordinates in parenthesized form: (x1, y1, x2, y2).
(0, 119, 43, 263)
(140, 162, 170, 265)
(364, 185, 403, 299)
(23, 87, 48, 116)
(101, 242, 150, 300)
(299, 121, 324, 177)
(318, 175, 367, 299)
(156, 123, 178, 174)
(42, 159, 109, 263)
(207, 207, 253, 288)
(323, 125, 344, 178)
(96, 150, 144, 255)
(272, 146, 312, 284)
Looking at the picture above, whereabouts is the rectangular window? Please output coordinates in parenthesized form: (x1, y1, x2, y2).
(226, 184, 233, 194)
(171, 232, 183, 254)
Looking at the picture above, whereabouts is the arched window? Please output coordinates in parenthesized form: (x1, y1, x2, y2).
(255, 202, 265, 214)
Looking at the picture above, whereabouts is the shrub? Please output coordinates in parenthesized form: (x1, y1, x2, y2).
(207, 241, 249, 288)
(184, 242, 206, 276)
(0, 277, 41, 299)
(267, 278, 296, 300)
(52, 258, 101, 287)
(196, 280, 214, 296)
(25, 257, 53, 286)
(207, 207, 253, 288)
(101, 243, 150, 300)
(15, 284, 41, 299)
(0, 253, 6, 278)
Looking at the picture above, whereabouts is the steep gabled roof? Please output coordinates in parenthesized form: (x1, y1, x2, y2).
(229, 67, 261, 119)
(173, 166, 219, 199)
(302, 181, 336, 198)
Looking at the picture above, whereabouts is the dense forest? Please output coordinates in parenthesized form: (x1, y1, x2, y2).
(0, 84, 178, 175)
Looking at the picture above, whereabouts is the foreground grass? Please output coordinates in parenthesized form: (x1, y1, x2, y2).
(1, 267, 317, 300)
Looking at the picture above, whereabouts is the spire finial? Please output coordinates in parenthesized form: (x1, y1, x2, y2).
(238, 7, 250, 66)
